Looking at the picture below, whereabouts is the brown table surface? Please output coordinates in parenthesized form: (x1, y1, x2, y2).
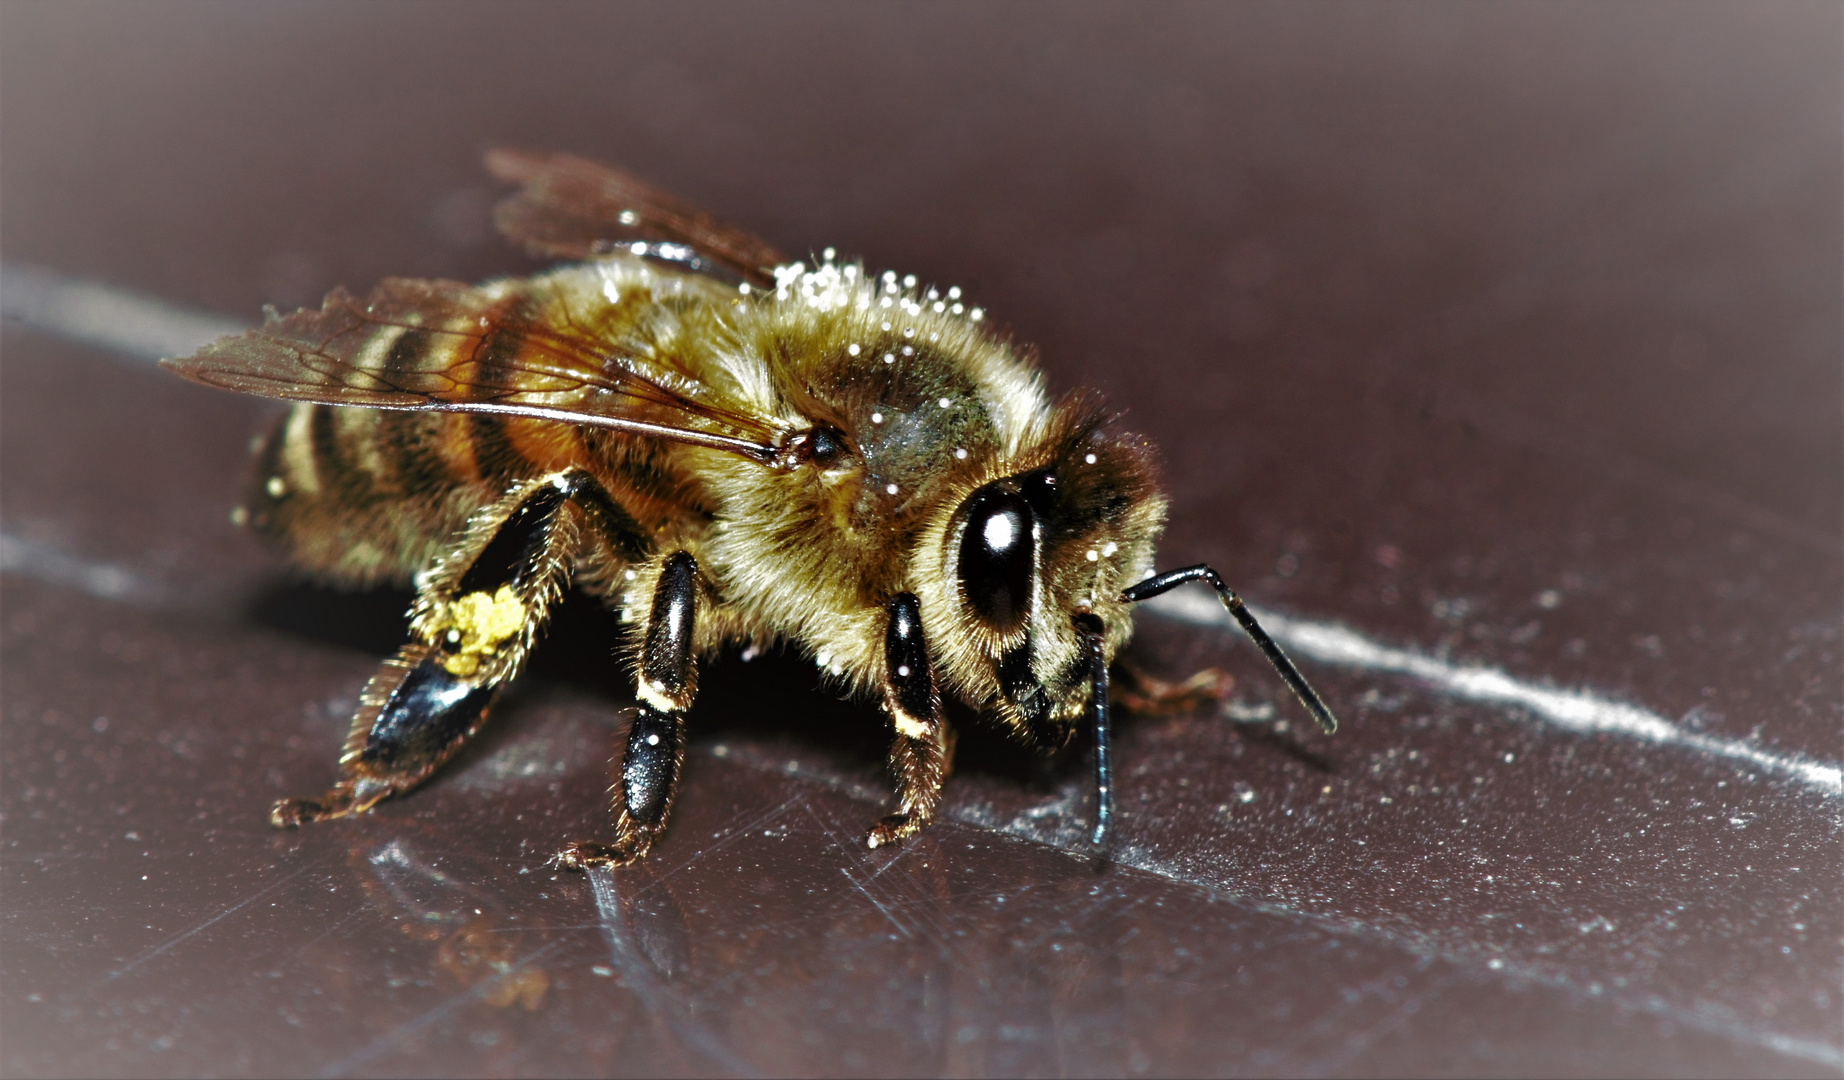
(3, 4, 1839, 1077)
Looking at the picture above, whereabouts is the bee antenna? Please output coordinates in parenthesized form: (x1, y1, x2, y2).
(1120, 565, 1339, 736)
(1074, 613, 1113, 851)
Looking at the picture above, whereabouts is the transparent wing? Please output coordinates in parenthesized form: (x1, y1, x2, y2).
(486, 149, 787, 288)
(162, 276, 783, 462)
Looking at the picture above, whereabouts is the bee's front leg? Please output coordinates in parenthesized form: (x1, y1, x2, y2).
(1114, 660, 1235, 716)
(272, 471, 602, 828)
(556, 551, 699, 870)
(867, 592, 952, 849)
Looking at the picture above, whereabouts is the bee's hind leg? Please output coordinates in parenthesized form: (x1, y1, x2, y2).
(273, 470, 626, 828)
(556, 550, 700, 870)
(270, 642, 501, 826)
(866, 592, 952, 850)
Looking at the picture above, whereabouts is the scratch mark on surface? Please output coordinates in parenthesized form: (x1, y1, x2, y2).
(859, 848, 907, 887)
(588, 868, 762, 1077)
(1, 263, 245, 362)
(800, 802, 916, 940)
(841, 866, 913, 940)
(649, 791, 806, 886)
(1286, 962, 1454, 1075)
(83, 865, 310, 991)
(1, 532, 164, 605)
(289, 904, 371, 955)
(1143, 590, 1844, 798)
(717, 748, 1844, 1071)
(859, 842, 959, 946)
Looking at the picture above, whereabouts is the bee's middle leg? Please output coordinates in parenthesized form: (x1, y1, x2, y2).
(556, 550, 700, 870)
(272, 471, 613, 828)
(867, 592, 952, 849)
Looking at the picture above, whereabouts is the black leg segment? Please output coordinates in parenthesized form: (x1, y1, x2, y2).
(622, 703, 684, 826)
(454, 480, 570, 596)
(886, 592, 934, 724)
(640, 551, 698, 706)
(358, 648, 499, 771)
(557, 550, 701, 869)
(867, 592, 951, 849)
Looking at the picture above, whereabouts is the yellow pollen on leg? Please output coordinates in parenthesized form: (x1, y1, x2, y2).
(438, 585, 528, 677)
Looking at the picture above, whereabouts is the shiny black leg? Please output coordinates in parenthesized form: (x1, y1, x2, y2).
(867, 592, 951, 849)
(557, 550, 699, 869)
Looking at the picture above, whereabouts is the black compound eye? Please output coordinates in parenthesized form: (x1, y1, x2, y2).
(1019, 468, 1058, 516)
(958, 487, 1035, 634)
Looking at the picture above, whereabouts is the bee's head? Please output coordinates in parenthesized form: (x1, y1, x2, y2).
(915, 399, 1166, 741)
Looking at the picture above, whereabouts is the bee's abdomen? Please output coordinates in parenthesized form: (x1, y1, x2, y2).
(244, 403, 563, 587)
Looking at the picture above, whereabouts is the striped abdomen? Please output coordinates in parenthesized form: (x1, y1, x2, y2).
(244, 403, 595, 587)
(199, 265, 739, 586)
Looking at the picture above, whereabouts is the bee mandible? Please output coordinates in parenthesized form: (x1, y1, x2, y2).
(164, 150, 1337, 867)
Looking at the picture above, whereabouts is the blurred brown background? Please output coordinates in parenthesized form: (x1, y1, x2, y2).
(3, 3, 1838, 1077)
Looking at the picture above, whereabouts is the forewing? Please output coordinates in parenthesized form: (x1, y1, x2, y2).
(163, 277, 782, 462)
(487, 149, 787, 288)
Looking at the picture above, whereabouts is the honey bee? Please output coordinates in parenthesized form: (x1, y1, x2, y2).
(164, 150, 1336, 867)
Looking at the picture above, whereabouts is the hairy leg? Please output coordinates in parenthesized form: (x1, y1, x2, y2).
(555, 550, 700, 869)
(273, 470, 636, 826)
(867, 592, 953, 849)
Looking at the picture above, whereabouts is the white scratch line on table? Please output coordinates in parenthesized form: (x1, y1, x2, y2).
(648, 791, 807, 886)
(0, 532, 164, 604)
(800, 802, 917, 940)
(858, 840, 963, 947)
(1142, 590, 1844, 798)
(1, 263, 245, 361)
(717, 747, 1844, 1071)
(86, 865, 311, 990)
(1750, 1030, 1844, 1072)
(840, 866, 914, 940)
